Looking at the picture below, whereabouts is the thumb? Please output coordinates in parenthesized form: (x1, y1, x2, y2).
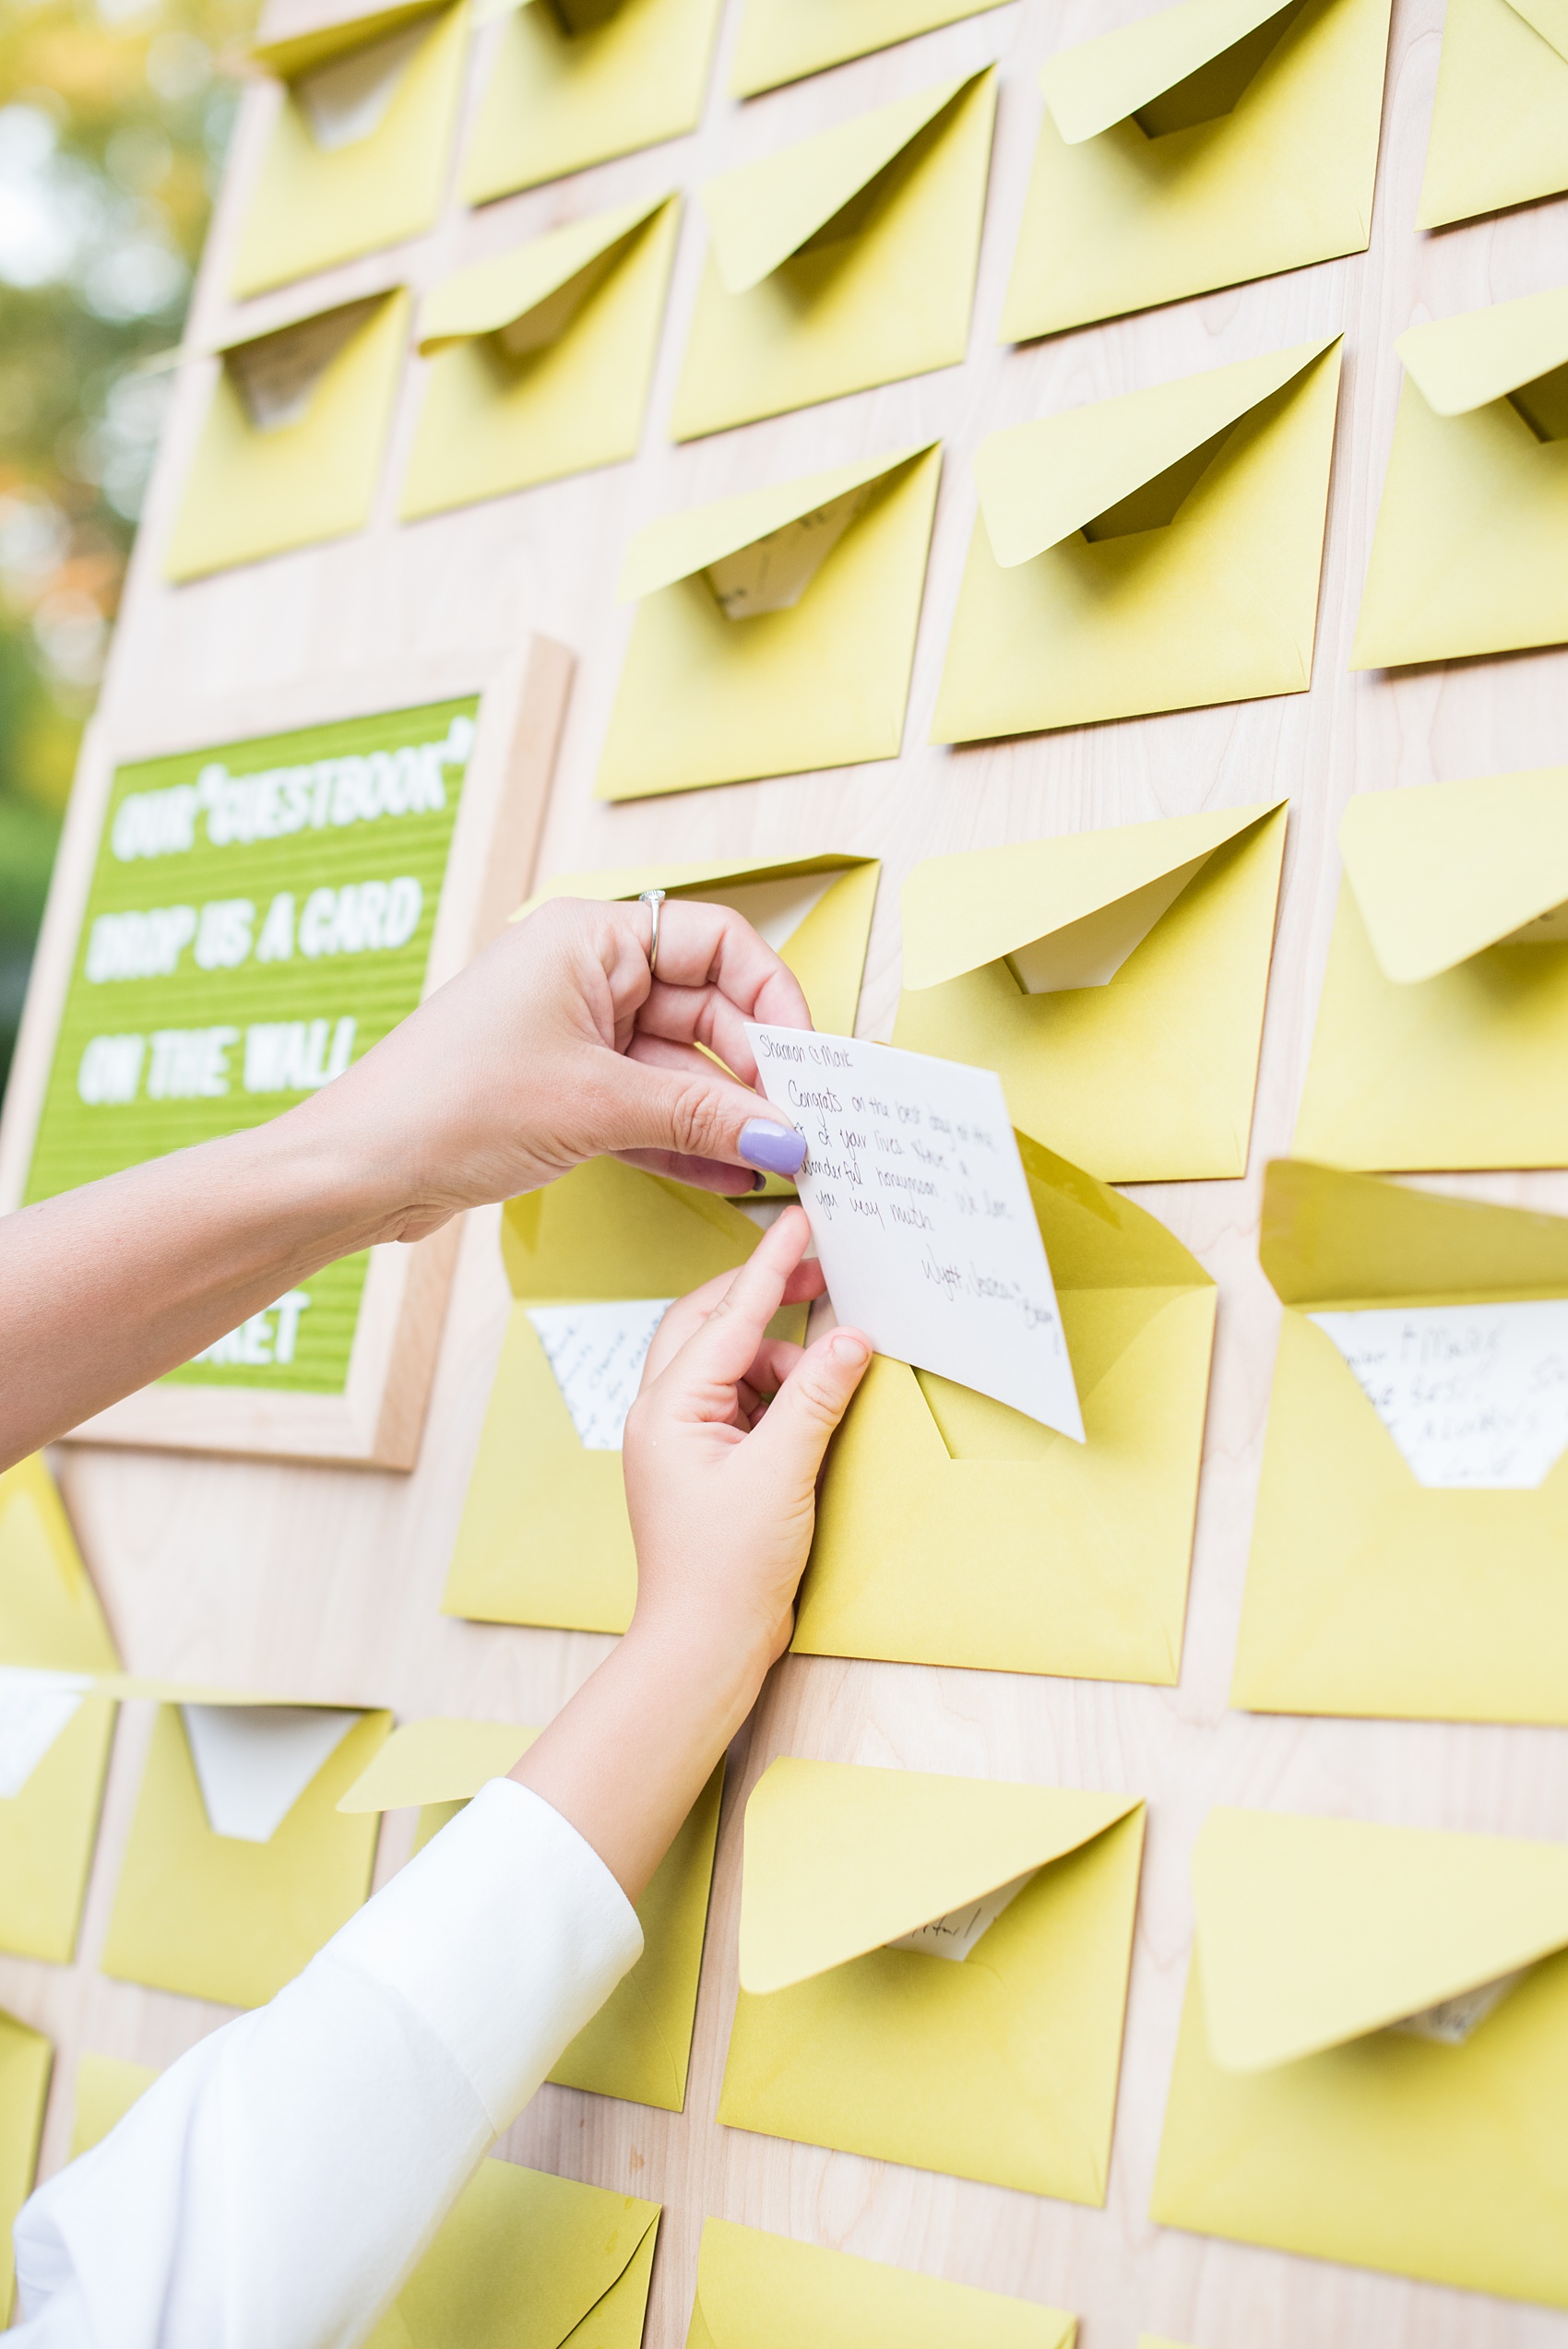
(753, 1327, 873, 1488)
(597, 1050, 808, 1184)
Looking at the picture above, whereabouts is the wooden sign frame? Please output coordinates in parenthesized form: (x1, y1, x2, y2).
(0, 638, 573, 1469)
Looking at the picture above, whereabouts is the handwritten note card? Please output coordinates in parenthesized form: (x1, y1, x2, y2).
(1311, 1299, 1568, 1489)
(888, 1869, 1035, 1962)
(526, 1301, 674, 1450)
(1393, 1968, 1525, 2045)
(0, 1667, 91, 1798)
(747, 1027, 1083, 1438)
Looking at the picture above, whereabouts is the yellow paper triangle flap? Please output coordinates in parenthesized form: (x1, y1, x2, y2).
(974, 339, 1336, 566)
(901, 802, 1280, 989)
(93, 1676, 374, 1712)
(1502, 0, 1568, 60)
(1396, 285, 1568, 417)
(337, 1717, 538, 1810)
(417, 195, 670, 352)
(501, 1157, 766, 1301)
(1338, 768, 1568, 982)
(0, 1458, 119, 1672)
(738, 1757, 1139, 1993)
(252, 0, 450, 79)
(694, 2219, 1078, 2349)
(522, 851, 868, 919)
(1194, 1807, 1568, 2071)
(1260, 1159, 1568, 1308)
(388, 2160, 659, 2347)
(699, 72, 978, 294)
(1023, 1134, 1211, 1293)
(1040, 0, 1302, 141)
(618, 445, 932, 601)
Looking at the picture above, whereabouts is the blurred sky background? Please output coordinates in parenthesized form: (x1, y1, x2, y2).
(0, 0, 256, 1103)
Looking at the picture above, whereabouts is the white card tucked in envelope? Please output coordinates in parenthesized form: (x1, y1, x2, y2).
(746, 1027, 1084, 1438)
(525, 1301, 674, 1451)
(1310, 1299, 1568, 1489)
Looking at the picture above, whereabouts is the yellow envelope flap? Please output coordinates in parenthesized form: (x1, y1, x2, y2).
(1260, 1158, 1568, 1309)
(337, 1716, 539, 1809)
(1337, 767, 1568, 983)
(251, 0, 452, 80)
(1503, 0, 1568, 62)
(0, 1457, 119, 1673)
(93, 1676, 374, 1709)
(617, 444, 933, 601)
(973, 338, 1336, 567)
(692, 2219, 1078, 2349)
(698, 70, 980, 294)
(1022, 1133, 1212, 1294)
(901, 801, 1282, 989)
(417, 194, 671, 353)
(1396, 284, 1568, 417)
(1194, 1806, 1568, 2071)
(502, 1155, 769, 1301)
(1040, 0, 1310, 142)
(738, 1756, 1140, 1994)
(522, 849, 872, 919)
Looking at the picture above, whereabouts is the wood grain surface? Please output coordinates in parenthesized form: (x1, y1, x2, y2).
(4, 0, 1568, 2339)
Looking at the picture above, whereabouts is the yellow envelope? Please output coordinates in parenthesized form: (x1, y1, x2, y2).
(101, 1695, 390, 2008)
(1001, 0, 1391, 341)
(1417, 0, 1568, 230)
(1232, 1157, 1568, 1724)
(231, 1, 469, 298)
(1352, 285, 1568, 670)
(669, 71, 995, 442)
(687, 2218, 1076, 2349)
(0, 1456, 119, 1965)
(0, 2010, 50, 2324)
(1295, 766, 1568, 1170)
(365, 2159, 660, 2349)
(795, 1133, 1216, 1683)
(730, 0, 1008, 97)
(894, 802, 1288, 1181)
(597, 446, 941, 800)
(461, 0, 721, 204)
(719, 1759, 1145, 2201)
(400, 195, 680, 519)
(932, 339, 1341, 743)
(70, 2052, 157, 2158)
(340, 1719, 724, 2112)
(164, 290, 410, 584)
(1152, 1805, 1568, 2303)
(444, 1156, 804, 1633)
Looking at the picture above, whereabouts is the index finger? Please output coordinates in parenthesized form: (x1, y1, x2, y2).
(654, 1207, 816, 1393)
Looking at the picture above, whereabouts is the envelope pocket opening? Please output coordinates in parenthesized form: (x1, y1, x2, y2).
(1134, 0, 1313, 135)
(1081, 418, 1241, 540)
(1510, 360, 1568, 445)
(490, 235, 639, 363)
(292, 18, 433, 153)
(915, 1287, 1192, 1459)
(791, 89, 968, 265)
(548, 0, 625, 31)
(226, 300, 384, 433)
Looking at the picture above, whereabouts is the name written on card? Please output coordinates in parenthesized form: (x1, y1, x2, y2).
(746, 1026, 1083, 1440)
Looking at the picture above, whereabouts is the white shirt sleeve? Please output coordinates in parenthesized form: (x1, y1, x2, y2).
(11, 1778, 643, 2349)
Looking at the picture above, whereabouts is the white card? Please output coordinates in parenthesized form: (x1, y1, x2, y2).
(525, 1300, 674, 1450)
(1310, 1299, 1568, 1488)
(704, 483, 873, 618)
(181, 1704, 362, 1843)
(747, 1027, 1083, 1438)
(293, 18, 428, 151)
(1005, 853, 1210, 994)
(887, 1869, 1035, 1962)
(0, 1667, 92, 1797)
(1391, 1968, 1524, 2046)
(673, 872, 836, 954)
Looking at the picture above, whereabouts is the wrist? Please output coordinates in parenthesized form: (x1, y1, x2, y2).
(616, 1611, 776, 1741)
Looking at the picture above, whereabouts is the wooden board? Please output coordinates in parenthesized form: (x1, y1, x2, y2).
(2, 0, 1567, 2340)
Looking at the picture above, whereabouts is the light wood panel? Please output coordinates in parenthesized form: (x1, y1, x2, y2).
(4, 0, 1568, 2341)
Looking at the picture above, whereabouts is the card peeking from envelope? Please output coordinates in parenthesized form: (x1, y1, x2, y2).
(101, 1689, 390, 2008)
(1001, 0, 1391, 342)
(0, 2009, 50, 2324)
(932, 339, 1340, 744)
(461, 0, 721, 204)
(1418, 0, 1568, 230)
(895, 802, 1287, 1182)
(598, 445, 940, 800)
(231, 2, 468, 298)
(719, 1760, 1145, 2201)
(731, 0, 1009, 97)
(686, 2219, 1077, 2349)
(0, 1456, 119, 1966)
(163, 290, 409, 582)
(1232, 1157, 1568, 1725)
(1295, 768, 1568, 1170)
(365, 2158, 660, 2349)
(444, 1155, 804, 1632)
(1153, 1806, 1568, 2304)
(341, 1719, 723, 2112)
(401, 195, 679, 519)
(1353, 286, 1568, 671)
(670, 71, 994, 442)
(794, 1133, 1215, 1682)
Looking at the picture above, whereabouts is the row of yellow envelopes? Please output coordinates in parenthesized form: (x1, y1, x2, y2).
(227, 0, 1566, 308)
(165, 279, 1568, 800)
(2, 1489, 1565, 2322)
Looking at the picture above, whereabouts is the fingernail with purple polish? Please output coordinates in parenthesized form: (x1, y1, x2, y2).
(739, 1119, 807, 1177)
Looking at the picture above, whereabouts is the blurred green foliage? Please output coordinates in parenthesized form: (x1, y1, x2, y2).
(0, 0, 256, 1098)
